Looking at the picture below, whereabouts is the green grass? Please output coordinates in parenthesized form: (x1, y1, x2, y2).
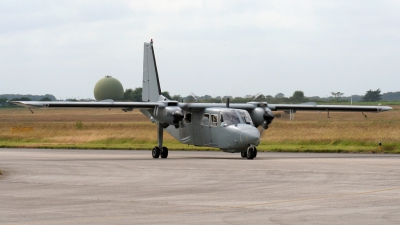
(2, 138, 399, 154)
(1, 107, 399, 153)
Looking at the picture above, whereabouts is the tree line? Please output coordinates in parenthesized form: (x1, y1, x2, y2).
(122, 88, 389, 103)
(0, 88, 396, 107)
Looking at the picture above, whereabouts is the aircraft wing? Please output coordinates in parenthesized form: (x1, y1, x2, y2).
(11, 101, 160, 109)
(179, 102, 392, 112)
(12, 101, 392, 113)
(267, 104, 392, 112)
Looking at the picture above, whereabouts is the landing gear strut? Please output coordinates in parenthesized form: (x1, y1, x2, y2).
(152, 122, 169, 159)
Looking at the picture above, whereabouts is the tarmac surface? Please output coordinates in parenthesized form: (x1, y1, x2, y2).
(1, 148, 400, 225)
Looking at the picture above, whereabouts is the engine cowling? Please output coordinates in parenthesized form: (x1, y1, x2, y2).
(152, 106, 184, 128)
(249, 107, 275, 129)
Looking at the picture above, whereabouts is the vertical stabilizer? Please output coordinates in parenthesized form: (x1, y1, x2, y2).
(142, 40, 162, 102)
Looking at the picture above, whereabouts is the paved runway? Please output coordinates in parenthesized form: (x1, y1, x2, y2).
(1, 149, 400, 225)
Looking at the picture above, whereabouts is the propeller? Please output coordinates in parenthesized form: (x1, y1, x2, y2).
(189, 93, 198, 103)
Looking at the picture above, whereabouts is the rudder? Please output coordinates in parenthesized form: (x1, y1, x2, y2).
(142, 40, 162, 102)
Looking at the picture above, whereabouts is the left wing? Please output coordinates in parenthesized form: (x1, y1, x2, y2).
(267, 104, 392, 112)
(11, 101, 161, 109)
(178, 102, 392, 112)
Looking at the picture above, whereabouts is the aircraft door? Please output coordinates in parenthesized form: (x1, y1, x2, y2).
(200, 113, 212, 146)
(209, 114, 219, 146)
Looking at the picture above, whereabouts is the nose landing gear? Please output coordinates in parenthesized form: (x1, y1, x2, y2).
(242, 146, 257, 160)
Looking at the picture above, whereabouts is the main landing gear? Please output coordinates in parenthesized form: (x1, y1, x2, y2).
(241, 146, 257, 160)
(152, 146, 168, 158)
(152, 122, 169, 159)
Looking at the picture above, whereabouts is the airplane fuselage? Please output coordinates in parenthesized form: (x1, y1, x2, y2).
(164, 108, 260, 152)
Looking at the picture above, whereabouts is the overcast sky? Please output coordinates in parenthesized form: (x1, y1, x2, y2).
(1, 0, 399, 100)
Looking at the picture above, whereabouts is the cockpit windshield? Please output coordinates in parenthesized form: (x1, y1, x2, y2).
(220, 109, 253, 126)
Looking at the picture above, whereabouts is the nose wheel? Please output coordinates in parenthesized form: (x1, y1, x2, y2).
(244, 146, 257, 160)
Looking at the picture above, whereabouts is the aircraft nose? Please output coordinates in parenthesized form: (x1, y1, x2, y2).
(240, 128, 260, 145)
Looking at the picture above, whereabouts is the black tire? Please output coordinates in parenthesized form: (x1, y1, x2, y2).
(241, 151, 247, 158)
(246, 147, 254, 160)
(253, 147, 257, 158)
(161, 146, 168, 158)
(152, 146, 160, 158)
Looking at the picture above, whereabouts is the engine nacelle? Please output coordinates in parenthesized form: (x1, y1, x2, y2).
(249, 107, 275, 129)
(152, 106, 184, 127)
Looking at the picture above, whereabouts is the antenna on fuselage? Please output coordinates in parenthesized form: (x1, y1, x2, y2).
(226, 98, 230, 108)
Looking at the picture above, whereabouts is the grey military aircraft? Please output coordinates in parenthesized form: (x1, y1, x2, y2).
(12, 40, 392, 160)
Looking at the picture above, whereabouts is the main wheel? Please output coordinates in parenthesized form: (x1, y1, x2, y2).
(152, 146, 160, 158)
(246, 147, 254, 160)
(241, 151, 247, 158)
(253, 147, 257, 158)
(161, 146, 169, 158)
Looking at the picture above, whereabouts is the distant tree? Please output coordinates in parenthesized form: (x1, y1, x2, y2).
(0, 98, 8, 105)
(202, 95, 213, 100)
(382, 91, 400, 101)
(11, 97, 31, 101)
(363, 89, 382, 102)
(171, 95, 182, 101)
(331, 92, 344, 101)
(161, 91, 172, 100)
(39, 97, 52, 101)
(291, 90, 305, 102)
(123, 88, 142, 101)
(185, 95, 197, 103)
(275, 93, 285, 98)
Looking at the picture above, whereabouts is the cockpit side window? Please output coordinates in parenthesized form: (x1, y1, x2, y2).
(201, 113, 210, 126)
(238, 110, 253, 125)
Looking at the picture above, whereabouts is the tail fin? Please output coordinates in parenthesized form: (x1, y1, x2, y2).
(142, 40, 163, 102)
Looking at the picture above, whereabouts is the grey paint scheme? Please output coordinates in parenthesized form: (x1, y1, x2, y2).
(11, 40, 392, 159)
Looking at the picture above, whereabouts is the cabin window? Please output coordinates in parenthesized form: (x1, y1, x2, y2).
(201, 114, 210, 126)
(211, 114, 218, 126)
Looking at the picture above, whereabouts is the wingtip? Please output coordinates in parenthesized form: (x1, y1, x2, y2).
(380, 106, 392, 111)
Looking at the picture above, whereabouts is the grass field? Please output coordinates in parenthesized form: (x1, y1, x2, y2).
(1, 105, 399, 153)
